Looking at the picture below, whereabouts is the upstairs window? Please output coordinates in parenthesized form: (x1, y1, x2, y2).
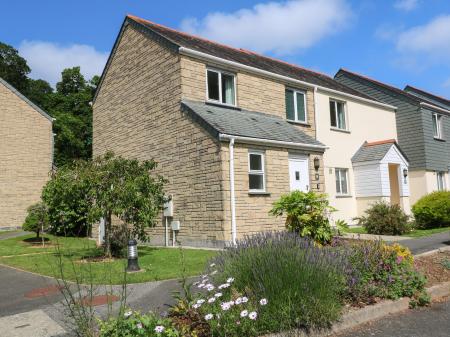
(335, 168, 349, 195)
(330, 99, 347, 130)
(432, 113, 443, 139)
(248, 151, 265, 192)
(437, 171, 446, 191)
(207, 69, 236, 106)
(285, 89, 307, 123)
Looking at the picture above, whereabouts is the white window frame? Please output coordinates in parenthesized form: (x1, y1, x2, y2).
(330, 99, 348, 131)
(437, 171, 446, 191)
(335, 168, 350, 195)
(206, 68, 237, 107)
(286, 88, 308, 123)
(432, 113, 443, 139)
(248, 150, 266, 192)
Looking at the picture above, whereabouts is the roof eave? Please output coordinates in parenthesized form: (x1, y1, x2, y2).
(420, 102, 450, 115)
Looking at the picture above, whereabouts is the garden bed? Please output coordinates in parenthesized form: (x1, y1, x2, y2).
(415, 250, 450, 287)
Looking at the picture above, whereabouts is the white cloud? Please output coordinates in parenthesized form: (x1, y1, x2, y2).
(18, 41, 108, 86)
(396, 15, 450, 63)
(394, 0, 419, 11)
(180, 0, 352, 55)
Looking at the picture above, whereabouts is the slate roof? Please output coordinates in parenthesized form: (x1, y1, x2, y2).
(352, 139, 408, 163)
(181, 100, 325, 150)
(125, 15, 374, 101)
(336, 69, 450, 112)
(404, 85, 450, 109)
(0, 77, 53, 122)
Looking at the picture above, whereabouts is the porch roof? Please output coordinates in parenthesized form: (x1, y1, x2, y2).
(352, 139, 409, 163)
(181, 100, 326, 151)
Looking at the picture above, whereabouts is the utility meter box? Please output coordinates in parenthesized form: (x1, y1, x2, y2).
(171, 220, 181, 231)
(163, 197, 173, 217)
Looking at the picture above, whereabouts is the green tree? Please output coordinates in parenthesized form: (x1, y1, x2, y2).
(0, 42, 30, 92)
(25, 78, 53, 109)
(86, 152, 167, 257)
(22, 202, 49, 239)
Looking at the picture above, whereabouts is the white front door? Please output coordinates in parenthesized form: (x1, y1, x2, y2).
(289, 155, 310, 192)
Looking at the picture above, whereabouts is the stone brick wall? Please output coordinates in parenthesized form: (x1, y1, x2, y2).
(0, 82, 53, 228)
(93, 24, 226, 247)
(180, 55, 317, 138)
(220, 143, 324, 241)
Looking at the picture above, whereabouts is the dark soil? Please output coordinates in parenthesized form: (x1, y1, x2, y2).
(415, 251, 450, 287)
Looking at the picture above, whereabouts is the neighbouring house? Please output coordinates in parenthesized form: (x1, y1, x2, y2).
(94, 15, 400, 247)
(313, 85, 411, 224)
(335, 69, 450, 205)
(0, 77, 54, 230)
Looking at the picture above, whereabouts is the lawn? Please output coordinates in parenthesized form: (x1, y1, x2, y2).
(0, 234, 216, 284)
(344, 226, 450, 238)
(0, 230, 20, 237)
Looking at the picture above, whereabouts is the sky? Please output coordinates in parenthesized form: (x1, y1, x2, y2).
(1, 0, 450, 97)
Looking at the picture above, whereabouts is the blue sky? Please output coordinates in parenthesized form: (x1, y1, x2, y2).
(1, 0, 449, 97)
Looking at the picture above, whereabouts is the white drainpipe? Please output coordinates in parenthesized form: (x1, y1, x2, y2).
(313, 86, 319, 138)
(229, 138, 237, 246)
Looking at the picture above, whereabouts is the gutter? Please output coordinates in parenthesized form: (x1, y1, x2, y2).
(179, 47, 397, 111)
(420, 102, 450, 115)
(219, 134, 327, 152)
(229, 138, 237, 246)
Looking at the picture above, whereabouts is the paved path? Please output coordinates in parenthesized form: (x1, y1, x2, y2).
(0, 231, 31, 240)
(401, 231, 450, 254)
(338, 298, 450, 337)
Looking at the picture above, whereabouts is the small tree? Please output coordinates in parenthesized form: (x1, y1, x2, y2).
(23, 202, 49, 239)
(86, 152, 167, 257)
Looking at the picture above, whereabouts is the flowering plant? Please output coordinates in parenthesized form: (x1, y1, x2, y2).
(98, 309, 179, 337)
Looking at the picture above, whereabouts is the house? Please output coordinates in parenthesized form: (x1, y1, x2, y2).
(93, 15, 406, 247)
(0, 77, 54, 230)
(313, 85, 411, 224)
(335, 69, 450, 205)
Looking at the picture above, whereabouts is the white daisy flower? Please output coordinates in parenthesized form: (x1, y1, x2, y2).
(206, 284, 215, 291)
(197, 299, 205, 304)
(204, 313, 213, 321)
(209, 263, 216, 267)
(242, 296, 249, 303)
(240, 310, 248, 317)
(214, 292, 223, 298)
(192, 303, 201, 309)
(124, 310, 132, 318)
(211, 270, 218, 275)
(221, 302, 231, 311)
(154, 325, 165, 333)
(218, 283, 230, 289)
(208, 297, 216, 303)
(136, 322, 143, 329)
(249, 311, 258, 320)
(260, 298, 268, 306)
(235, 297, 243, 305)
(227, 277, 235, 283)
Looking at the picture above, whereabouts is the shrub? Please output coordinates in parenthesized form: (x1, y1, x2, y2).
(99, 310, 179, 337)
(412, 191, 450, 229)
(356, 201, 410, 235)
(42, 162, 92, 237)
(340, 240, 428, 306)
(22, 202, 49, 238)
(205, 232, 348, 332)
(270, 191, 335, 244)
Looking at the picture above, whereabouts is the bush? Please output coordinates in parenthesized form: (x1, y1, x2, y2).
(337, 240, 428, 306)
(22, 202, 49, 238)
(42, 163, 92, 237)
(205, 232, 348, 333)
(412, 191, 450, 229)
(270, 191, 335, 244)
(356, 201, 410, 235)
(99, 310, 179, 337)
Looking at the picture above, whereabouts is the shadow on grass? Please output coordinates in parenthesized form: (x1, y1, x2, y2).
(22, 237, 51, 243)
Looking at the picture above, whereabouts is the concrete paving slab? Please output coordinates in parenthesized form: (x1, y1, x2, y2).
(0, 309, 66, 337)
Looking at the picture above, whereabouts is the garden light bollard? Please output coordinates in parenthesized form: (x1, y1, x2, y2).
(126, 239, 140, 272)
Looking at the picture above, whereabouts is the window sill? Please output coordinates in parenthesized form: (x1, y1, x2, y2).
(287, 120, 311, 127)
(248, 191, 271, 196)
(205, 100, 240, 110)
(336, 194, 352, 198)
(330, 127, 351, 134)
(433, 137, 446, 142)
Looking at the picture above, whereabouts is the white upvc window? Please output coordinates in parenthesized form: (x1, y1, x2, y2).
(330, 99, 347, 130)
(437, 171, 446, 191)
(432, 113, 443, 139)
(285, 88, 307, 123)
(206, 68, 236, 106)
(335, 168, 349, 195)
(248, 151, 265, 192)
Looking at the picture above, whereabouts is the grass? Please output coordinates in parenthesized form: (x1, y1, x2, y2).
(0, 234, 216, 284)
(0, 230, 20, 237)
(344, 226, 450, 238)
